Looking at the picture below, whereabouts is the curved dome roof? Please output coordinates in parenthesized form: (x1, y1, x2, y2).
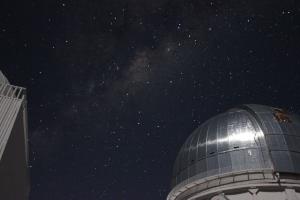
(171, 104, 300, 189)
(0, 71, 9, 84)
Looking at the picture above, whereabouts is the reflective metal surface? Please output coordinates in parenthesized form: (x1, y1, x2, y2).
(171, 104, 300, 189)
(0, 82, 26, 160)
(0, 71, 9, 84)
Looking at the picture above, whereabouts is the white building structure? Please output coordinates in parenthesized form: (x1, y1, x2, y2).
(168, 104, 300, 200)
(0, 71, 30, 199)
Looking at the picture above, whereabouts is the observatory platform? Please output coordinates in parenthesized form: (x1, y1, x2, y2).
(0, 71, 30, 200)
(168, 104, 300, 200)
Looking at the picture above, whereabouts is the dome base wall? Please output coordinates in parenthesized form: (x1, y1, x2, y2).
(167, 171, 300, 200)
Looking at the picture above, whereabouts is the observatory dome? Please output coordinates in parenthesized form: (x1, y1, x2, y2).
(171, 104, 300, 192)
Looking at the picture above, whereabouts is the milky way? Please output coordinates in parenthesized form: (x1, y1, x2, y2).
(1, 0, 300, 199)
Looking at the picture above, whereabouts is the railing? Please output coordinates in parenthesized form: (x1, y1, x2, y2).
(0, 82, 27, 161)
(0, 83, 26, 100)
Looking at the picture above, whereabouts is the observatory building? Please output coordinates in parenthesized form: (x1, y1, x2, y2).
(0, 71, 30, 199)
(168, 104, 300, 200)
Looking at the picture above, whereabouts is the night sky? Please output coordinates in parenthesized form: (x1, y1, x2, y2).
(1, 0, 300, 199)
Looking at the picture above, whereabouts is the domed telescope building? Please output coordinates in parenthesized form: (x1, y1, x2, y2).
(167, 104, 300, 200)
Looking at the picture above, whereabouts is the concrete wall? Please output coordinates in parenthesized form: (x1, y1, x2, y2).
(210, 188, 300, 200)
(0, 106, 30, 200)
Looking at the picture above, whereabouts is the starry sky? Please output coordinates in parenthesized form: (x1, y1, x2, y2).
(1, 0, 300, 199)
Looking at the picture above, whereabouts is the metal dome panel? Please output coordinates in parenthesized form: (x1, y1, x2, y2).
(0, 71, 9, 84)
(246, 104, 300, 173)
(171, 104, 300, 189)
